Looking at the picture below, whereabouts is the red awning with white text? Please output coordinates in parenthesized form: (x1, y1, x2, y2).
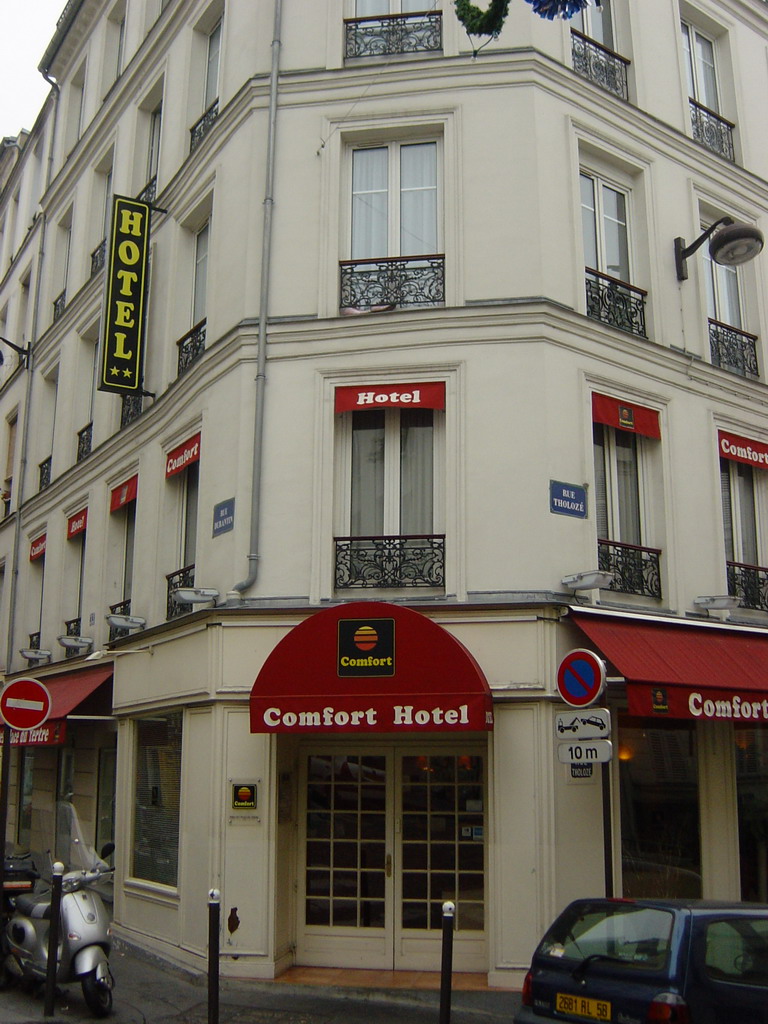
(1, 666, 113, 747)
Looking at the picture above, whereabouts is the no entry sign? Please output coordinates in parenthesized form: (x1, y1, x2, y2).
(556, 649, 606, 708)
(0, 678, 52, 731)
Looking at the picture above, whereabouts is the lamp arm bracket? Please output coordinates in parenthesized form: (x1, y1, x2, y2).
(675, 217, 733, 280)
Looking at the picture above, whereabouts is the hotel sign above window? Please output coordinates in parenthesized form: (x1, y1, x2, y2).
(99, 196, 151, 396)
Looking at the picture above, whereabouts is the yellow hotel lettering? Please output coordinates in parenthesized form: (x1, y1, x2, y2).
(99, 197, 151, 395)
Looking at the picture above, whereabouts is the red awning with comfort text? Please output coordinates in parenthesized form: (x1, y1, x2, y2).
(250, 601, 493, 733)
(1, 666, 113, 747)
(571, 610, 768, 722)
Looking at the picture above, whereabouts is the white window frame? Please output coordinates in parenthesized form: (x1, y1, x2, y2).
(681, 20, 719, 112)
(354, 1, 430, 14)
(574, 0, 614, 48)
(593, 422, 646, 548)
(721, 458, 762, 569)
(703, 233, 742, 330)
(192, 221, 209, 326)
(147, 104, 163, 183)
(580, 169, 632, 284)
(204, 20, 222, 111)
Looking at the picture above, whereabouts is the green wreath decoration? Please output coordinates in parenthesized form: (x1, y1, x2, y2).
(454, 0, 510, 37)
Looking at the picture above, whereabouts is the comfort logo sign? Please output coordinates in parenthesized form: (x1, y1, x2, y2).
(338, 618, 395, 677)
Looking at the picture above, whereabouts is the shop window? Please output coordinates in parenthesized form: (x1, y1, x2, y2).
(17, 748, 35, 848)
(735, 726, 768, 902)
(132, 710, 182, 886)
(619, 717, 702, 898)
(96, 744, 117, 858)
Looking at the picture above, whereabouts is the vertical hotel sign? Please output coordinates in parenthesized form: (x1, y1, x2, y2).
(99, 196, 151, 395)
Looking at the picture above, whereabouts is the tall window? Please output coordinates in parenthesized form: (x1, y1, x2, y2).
(351, 142, 438, 260)
(132, 710, 182, 886)
(4, 413, 17, 515)
(182, 461, 199, 568)
(575, 0, 613, 47)
(123, 500, 137, 601)
(681, 22, 719, 112)
(356, 0, 428, 12)
(147, 104, 162, 184)
(580, 171, 630, 282)
(192, 222, 209, 326)
(721, 458, 759, 568)
(703, 240, 741, 329)
(593, 423, 641, 548)
(204, 21, 221, 111)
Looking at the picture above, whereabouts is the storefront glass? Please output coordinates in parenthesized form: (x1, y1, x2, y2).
(619, 717, 702, 898)
(132, 710, 182, 886)
(735, 726, 768, 902)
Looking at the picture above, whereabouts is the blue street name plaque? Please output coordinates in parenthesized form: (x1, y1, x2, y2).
(550, 480, 587, 518)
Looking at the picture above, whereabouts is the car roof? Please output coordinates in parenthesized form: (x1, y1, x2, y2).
(564, 897, 768, 915)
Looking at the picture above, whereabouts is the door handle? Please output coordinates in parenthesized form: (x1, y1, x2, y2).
(385, 854, 392, 878)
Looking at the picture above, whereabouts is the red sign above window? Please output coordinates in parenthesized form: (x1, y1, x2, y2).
(29, 534, 46, 561)
(165, 432, 201, 477)
(110, 474, 138, 512)
(67, 509, 88, 539)
(718, 430, 768, 470)
(335, 382, 445, 413)
(592, 393, 660, 439)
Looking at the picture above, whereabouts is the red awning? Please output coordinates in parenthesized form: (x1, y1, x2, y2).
(250, 602, 493, 733)
(3, 666, 113, 747)
(570, 610, 768, 722)
(592, 394, 661, 439)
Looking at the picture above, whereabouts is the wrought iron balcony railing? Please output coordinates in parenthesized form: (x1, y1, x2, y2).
(709, 319, 759, 379)
(585, 268, 647, 338)
(598, 538, 662, 599)
(121, 393, 144, 428)
(689, 99, 735, 162)
(177, 319, 207, 376)
(345, 11, 442, 58)
(64, 616, 83, 659)
(77, 422, 93, 462)
(38, 456, 52, 492)
(137, 176, 157, 205)
(109, 599, 132, 642)
(190, 100, 219, 153)
(727, 560, 768, 613)
(335, 535, 445, 589)
(28, 632, 42, 651)
(53, 290, 67, 322)
(340, 255, 445, 312)
(167, 564, 195, 619)
(90, 238, 107, 277)
(571, 29, 629, 100)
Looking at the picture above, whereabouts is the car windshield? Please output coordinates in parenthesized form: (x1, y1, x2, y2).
(705, 917, 768, 987)
(539, 902, 674, 971)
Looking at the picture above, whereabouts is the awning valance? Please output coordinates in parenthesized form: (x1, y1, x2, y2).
(592, 394, 660, 439)
(250, 601, 493, 733)
(2, 666, 113, 747)
(718, 430, 768, 470)
(571, 610, 768, 722)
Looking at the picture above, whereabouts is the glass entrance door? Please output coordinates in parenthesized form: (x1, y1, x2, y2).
(298, 746, 486, 971)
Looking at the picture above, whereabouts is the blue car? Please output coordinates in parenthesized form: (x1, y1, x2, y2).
(514, 897, 768, 1023)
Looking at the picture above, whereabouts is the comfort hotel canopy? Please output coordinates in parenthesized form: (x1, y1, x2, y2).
(250, 602, 493, 734)
(571, 609, 768, 722)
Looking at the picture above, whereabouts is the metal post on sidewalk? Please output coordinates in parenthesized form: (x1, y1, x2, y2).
(43, 862, 65, 1017)
(439, 900, 455, 1024)
(208, 888, 221, 1024)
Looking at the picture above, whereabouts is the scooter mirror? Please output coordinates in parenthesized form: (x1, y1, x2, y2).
(100, 842, 115, 860)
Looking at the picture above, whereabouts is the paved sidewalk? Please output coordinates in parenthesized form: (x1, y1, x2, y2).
(0, 940, 522, 1024)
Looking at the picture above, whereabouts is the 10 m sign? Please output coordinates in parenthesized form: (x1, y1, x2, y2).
(557, 739, 612, 764)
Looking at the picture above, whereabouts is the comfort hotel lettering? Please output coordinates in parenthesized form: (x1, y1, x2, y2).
(99, 196, 151, 395)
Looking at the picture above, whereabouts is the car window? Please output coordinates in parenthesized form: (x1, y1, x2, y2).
(705, 918, 768, 987)
(540, 904, 674, 970)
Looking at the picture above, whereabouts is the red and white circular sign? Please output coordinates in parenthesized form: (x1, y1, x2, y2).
(0, 677, 52, 731)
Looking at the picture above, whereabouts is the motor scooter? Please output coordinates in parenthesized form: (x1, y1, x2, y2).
(1, 802, 116, 1017)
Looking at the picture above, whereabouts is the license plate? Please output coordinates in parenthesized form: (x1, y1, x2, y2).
(556, 992, 611, 1021)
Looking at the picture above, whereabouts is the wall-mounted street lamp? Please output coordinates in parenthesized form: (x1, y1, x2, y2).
(172, 587, 219, 605)
(0, 336, 30, 367)
(19, 647, 52, 663)
(693, 594, 740, 610)
(57, 634, 94, 653)
(561, 570, 615, 591)
(105, 613, 146, 631)
(675, 217, 764, 281)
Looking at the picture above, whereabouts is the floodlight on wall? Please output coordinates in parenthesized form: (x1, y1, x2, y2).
(56, 635, 94, 652)
(561, 570, 615, 591)
(675, 217, 764, 281)
(105, 613, 146, 631)
(693, 594, 741, 610)
(19, 648, 52, 663)
(172, 587, 219, 605)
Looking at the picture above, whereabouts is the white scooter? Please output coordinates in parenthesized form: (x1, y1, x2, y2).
(1, 803, 115, 1017)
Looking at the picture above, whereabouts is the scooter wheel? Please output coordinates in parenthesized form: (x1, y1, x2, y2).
(81, 969, 113, 1017)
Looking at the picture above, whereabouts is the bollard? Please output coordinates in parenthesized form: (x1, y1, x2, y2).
(439, 900, 455, 1024)
(208, 888, 221, 1024)
(43, 862, 65, 1017)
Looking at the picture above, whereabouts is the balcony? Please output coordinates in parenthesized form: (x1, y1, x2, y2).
(727, 560, 768, 613)
(108, 599, 132, 642)
(77, 422, 93, 463)
(598, 538, 662, 599)
(38, 456, 52, 492)
(63, 616, 84, 659)
(340, 255, 445, 312)
(121, 393, 144, 428)
(344, 11, 442, 58)
(571, 29, 629, 100)
(585, 268, 647, 338)
(689, 99, 735, 162)
(709, 319, 759, 379)
(335, 535, 445, 589)
(53, 290, 67, 322)
(177, 319, 206, 376)
(190, 100, 219, 153)
(90, 238, 107, 277)
(137, 176, 157, 205)
(166, 564, 195, 619)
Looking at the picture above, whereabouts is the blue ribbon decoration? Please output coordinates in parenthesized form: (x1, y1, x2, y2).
(524, 0, 600, 19)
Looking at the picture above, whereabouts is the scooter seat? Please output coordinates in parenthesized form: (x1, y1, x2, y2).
(14, 892, 52, 919)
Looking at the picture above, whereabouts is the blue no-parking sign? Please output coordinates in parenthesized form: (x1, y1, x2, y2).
(556, 649, 606, 708)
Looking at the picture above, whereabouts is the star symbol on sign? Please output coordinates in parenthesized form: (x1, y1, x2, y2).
(123, 369, 133, 378)
(110, 367, 119, 376)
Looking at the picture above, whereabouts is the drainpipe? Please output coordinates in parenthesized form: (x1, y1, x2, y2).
(5, 77, 59, 671)
(230, 0, 282, 601)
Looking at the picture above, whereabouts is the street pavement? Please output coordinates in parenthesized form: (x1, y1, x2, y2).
(0, 938, 522, 1024)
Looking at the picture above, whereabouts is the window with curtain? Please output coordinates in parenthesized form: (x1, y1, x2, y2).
(721, 458, 759, 568)
(681, 21, 719, 111)
(132, 710, 182, 886)
(593, 422, 642, 546)
(580, 171, 630, 283)
(351, 141, 438, 260)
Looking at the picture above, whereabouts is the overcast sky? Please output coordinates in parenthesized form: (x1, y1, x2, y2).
(1, 1, 65, 139)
